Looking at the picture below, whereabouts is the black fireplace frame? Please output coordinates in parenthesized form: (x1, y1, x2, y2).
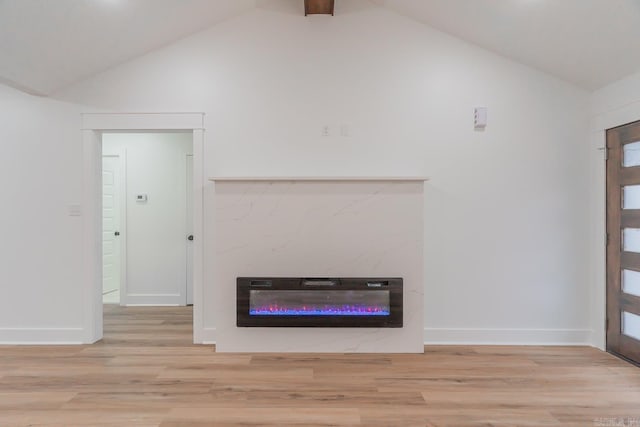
(236, 277, 403, 327)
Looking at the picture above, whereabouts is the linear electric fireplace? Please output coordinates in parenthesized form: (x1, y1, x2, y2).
(237, 277, 403, 327)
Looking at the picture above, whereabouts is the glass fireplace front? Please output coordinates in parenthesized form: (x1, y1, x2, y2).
(237, 277, 402, 327)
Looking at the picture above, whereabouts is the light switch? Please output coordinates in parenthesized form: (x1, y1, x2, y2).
(474, 107, 487, 129)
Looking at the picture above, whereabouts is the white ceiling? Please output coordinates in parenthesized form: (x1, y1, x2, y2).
(0, 0, 255, 95)
(0, 0, 639, 95)
(379, 0, 640, 90)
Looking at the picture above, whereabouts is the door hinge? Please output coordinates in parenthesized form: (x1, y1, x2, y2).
(599, 146, 609, 160)
(606, 233, 610, 245)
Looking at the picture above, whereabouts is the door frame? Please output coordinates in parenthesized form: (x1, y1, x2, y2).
(591, 103, 640, 350)
(81, 113, 205, 344)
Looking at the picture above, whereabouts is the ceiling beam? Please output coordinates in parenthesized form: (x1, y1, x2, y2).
(304, 0, 334, 16)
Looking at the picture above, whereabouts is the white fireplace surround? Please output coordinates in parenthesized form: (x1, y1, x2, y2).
(209, 176, 426, 353)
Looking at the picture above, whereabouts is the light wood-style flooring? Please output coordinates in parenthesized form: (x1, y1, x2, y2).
(0, 306, 639, 426)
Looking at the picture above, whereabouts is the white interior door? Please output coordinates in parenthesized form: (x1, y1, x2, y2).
(102, 156, 122, 304)
(186, 154, 194, 305)
(102, 133, 191, 306)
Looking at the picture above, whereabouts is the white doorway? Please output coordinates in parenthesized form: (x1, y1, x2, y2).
(102, 132, 193, 306)
(81, 113, 205, 344)
(102, 155, 123, 304)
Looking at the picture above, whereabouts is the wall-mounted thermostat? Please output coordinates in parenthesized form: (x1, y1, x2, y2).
(136, 194, 148, 203)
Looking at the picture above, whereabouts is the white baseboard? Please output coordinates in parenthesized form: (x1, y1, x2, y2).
(591, 330, 605, 350)
(0, 327, 85, 345)
(0, 326, 593, 347)
(424, 328, 593, 346)
(122, 304, 182, 307)
(199, 327, 216, 344)
(199, 328, 591, 347)
(122, 294, 183, 305)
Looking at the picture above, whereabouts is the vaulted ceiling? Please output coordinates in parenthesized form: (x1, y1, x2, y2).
(379, 0, 640, 91)
(0, 0, 256, 95)
(1, 0, 639, 96)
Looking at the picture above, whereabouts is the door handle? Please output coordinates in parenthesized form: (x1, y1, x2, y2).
(114, 231, 120, 236)
(187, 235, 194, 241)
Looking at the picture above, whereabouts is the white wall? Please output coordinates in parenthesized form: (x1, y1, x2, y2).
(102, 132, 193, 305)
(589, 71, 640, 349)
(0, 84, 85, 343)
(1, 1, 593, 344)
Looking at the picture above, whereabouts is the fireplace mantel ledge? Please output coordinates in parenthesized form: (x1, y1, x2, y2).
(208, 176, 429, 182)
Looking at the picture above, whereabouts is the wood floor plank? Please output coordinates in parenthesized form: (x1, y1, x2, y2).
(0, 391, 77, 410)
(250, 354, 394, 366)
(79, 346, 214, 356)
(0, 305, 638, 427)
(166, 407, 361, 425)
(208, 375, 378, 393)
(107, 354, 252, 367)
(0, 376, 214, 394)
(8, 365, 164, 377)
(0, 409, 166, 427)
(421, 390, 640, 408)
(359, 405, 560, 426)
(158, 365, 314, 380)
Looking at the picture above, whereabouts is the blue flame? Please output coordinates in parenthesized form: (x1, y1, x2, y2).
(250, 305, 390, 316)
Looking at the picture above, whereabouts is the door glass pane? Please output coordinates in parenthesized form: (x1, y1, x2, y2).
(623, 185, 640, 209)
(622, 270, 640, 297)
(623, 228, 640, 253)
(624, 141, 640, 167)
(622, 311, 640, 341)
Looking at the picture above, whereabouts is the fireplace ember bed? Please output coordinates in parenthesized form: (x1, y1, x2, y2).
(236, 277, 403, 327)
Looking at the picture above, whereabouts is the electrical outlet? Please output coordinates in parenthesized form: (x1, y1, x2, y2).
(321, 125, 330, 137)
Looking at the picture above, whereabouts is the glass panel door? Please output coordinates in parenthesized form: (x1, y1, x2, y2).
(606, 120, 640, 365)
